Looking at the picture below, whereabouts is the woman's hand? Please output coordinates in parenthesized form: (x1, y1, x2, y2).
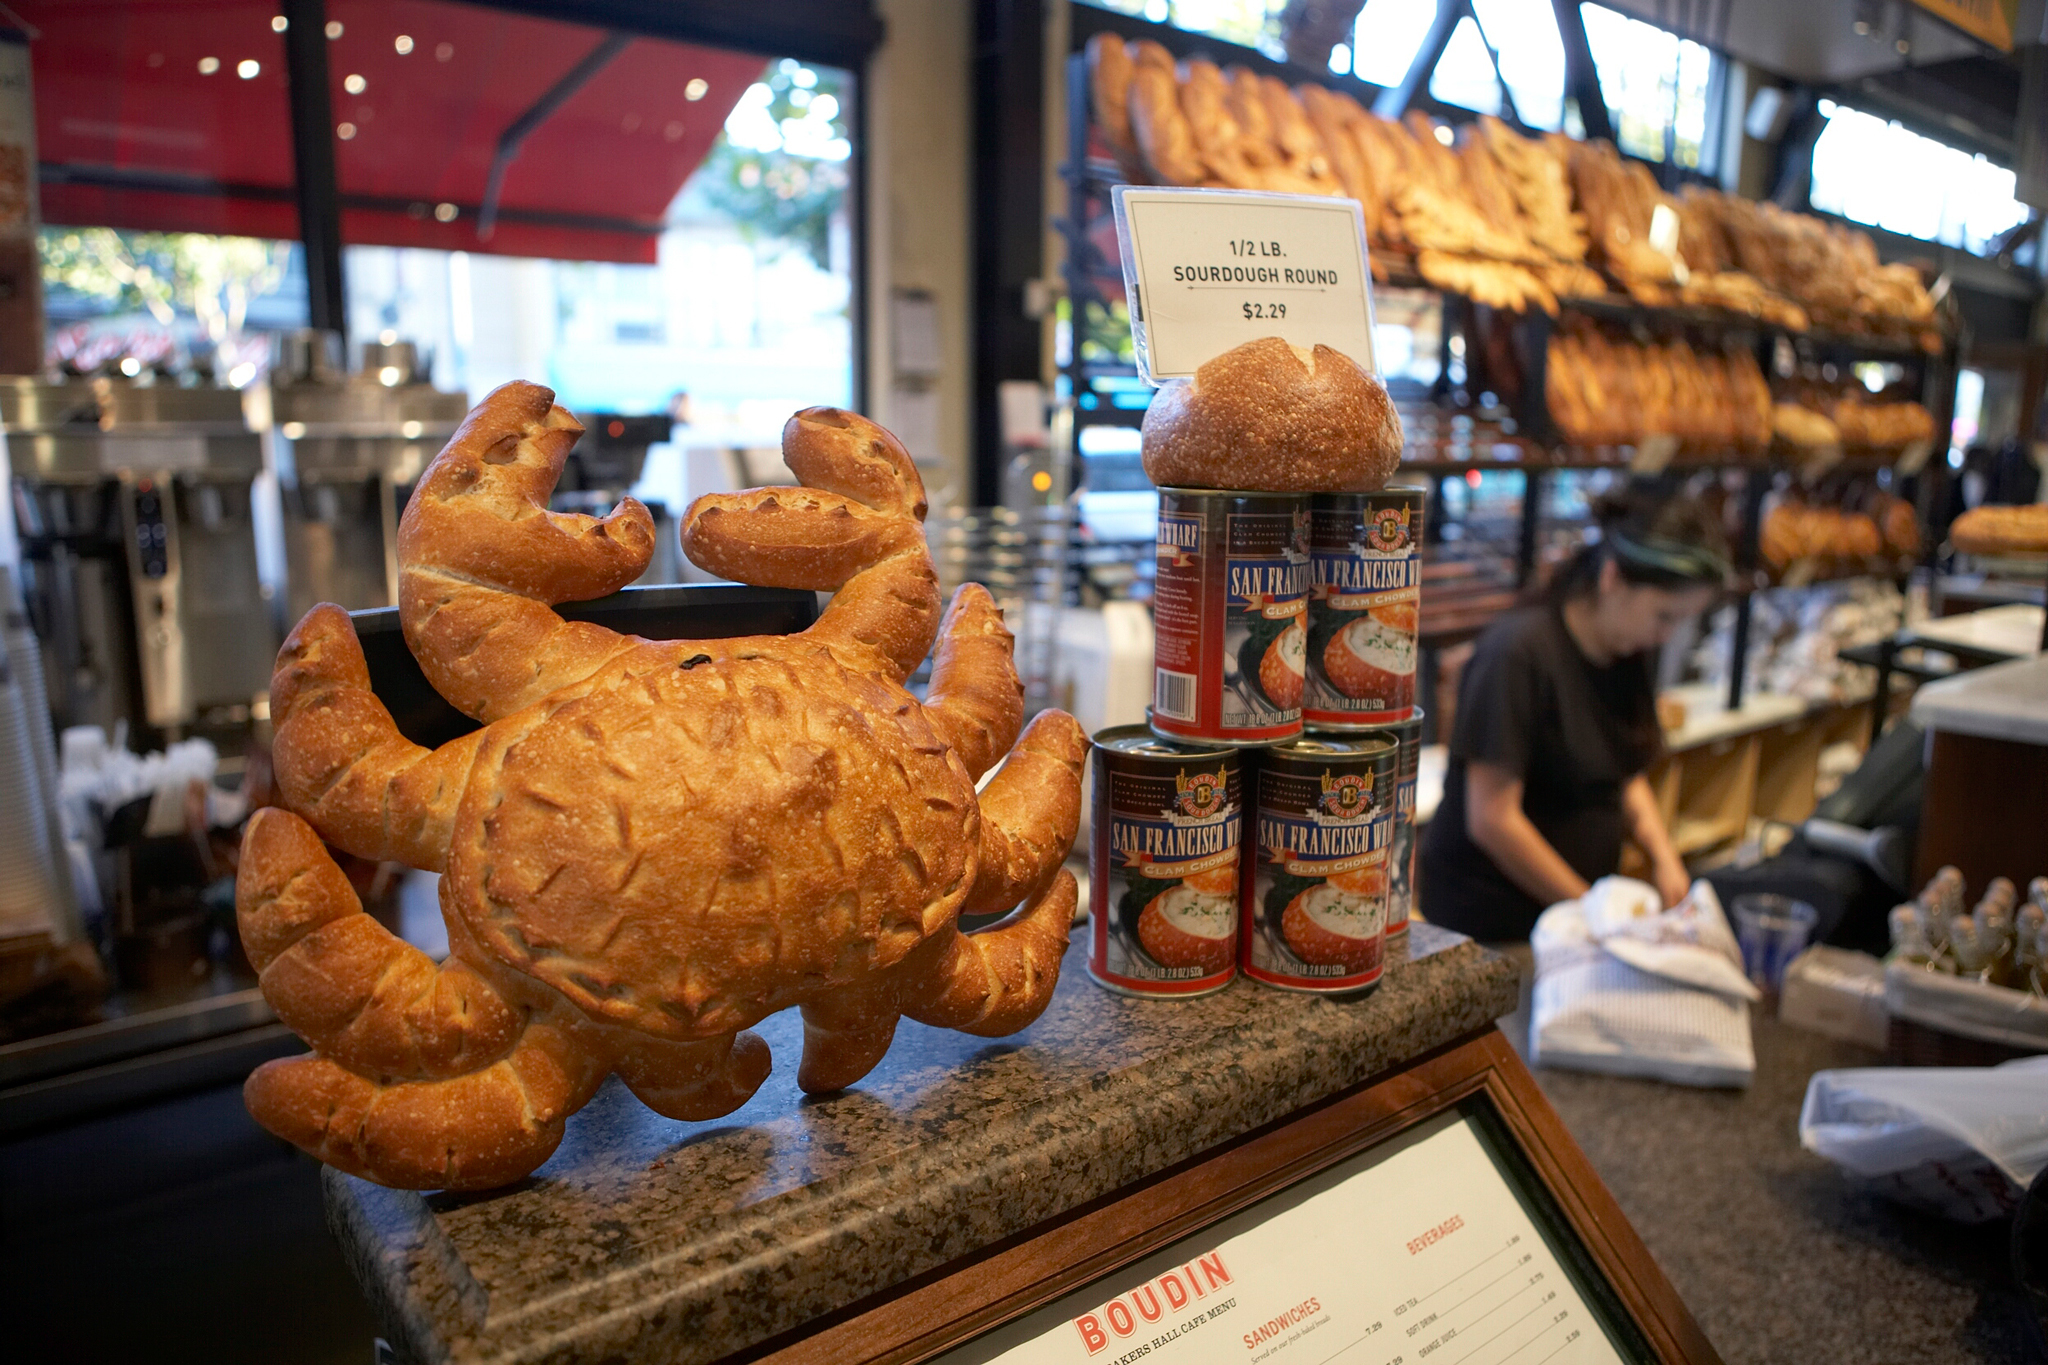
(1622, 773, 1690, 910)
(1650, 854, 1693, 912)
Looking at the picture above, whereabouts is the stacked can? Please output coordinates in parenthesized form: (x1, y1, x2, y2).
(1089, 727, 1243, 998)
(1148, 489, 1308, 748)
(1242, 734, 1398, 996)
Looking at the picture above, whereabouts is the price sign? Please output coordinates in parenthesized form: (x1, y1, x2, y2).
(1113, 187, 1377, 383)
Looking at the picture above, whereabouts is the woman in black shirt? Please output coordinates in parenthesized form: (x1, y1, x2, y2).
(1421, 489, 1729, 942)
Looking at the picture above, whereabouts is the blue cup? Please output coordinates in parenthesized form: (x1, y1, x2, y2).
(1732, 893, 1818, 996)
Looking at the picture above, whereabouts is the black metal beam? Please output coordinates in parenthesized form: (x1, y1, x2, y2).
(38, 163, 666, 239)
(972, 0, 1046, 506)
(280, 0, 345, 339)
(1551, 0, 1614, 143)
(446, 0, 884, 71)
(1372, 0, 1461, 121)
(477, 31, 632, 241)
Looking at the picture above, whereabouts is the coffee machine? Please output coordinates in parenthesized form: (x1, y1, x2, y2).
(5, 377, 274, 737)
(270, 332, 468, 619)
(557, 411, 679, 584)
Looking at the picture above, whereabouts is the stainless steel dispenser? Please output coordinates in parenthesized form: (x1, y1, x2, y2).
(5, 378, 274, 735)
(271, 332, 468, 619)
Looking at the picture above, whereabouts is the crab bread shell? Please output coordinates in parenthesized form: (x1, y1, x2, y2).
(1141, 338, 1403, 493)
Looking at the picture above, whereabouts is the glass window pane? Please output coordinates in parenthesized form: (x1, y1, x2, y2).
(1809, 103, 2029, 256)
(1428, 17, 1501, 116)
(1581, 3, 1715, 168)
(1472, 0, 1566, 130)
(1352, 0, 1441, 89)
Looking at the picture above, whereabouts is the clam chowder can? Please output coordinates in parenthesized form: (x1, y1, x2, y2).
(1089, 725, 1242, 998)
(1150, 489, 1308, 747)
(1243, 734, 1398, 995)
(1304, 487, 1425, 728)
(1385, 709, 1424, 947)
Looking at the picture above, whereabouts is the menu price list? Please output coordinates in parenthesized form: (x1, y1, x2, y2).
(938, 1113, 1631, 1365)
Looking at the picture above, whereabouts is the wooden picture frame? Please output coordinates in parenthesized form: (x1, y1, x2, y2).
(725, 1027, 1722, 1365)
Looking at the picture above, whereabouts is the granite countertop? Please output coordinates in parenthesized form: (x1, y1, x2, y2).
(1497, 944, 2042, 1365)
(328, 925, 1518, 1365)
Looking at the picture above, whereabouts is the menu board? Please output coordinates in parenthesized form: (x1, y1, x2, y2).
(934, 1106, 1645, 1365)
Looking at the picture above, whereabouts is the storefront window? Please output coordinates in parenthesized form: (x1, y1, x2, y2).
(1075, 0, 1285, 56)
(1352, 0, 1440, 89)
(1809, 101, 2029, 257)
(1581, 3, 1716, 169)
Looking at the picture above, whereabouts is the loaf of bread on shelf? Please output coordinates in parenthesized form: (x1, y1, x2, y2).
(1475, 116, 1585, 262)
(1129, 60, 1205, 186)
(1179, 59, 1260, 188)
(1951, 503, 2048, 556)
(1771, 403, 1841, 450)
(1298, 83, 1380, 238)
(1259, 75, 1342, 193)
(1087, 34, 1138, 164)
(1877, 493, 1921, 557)
(1141, 337, 1402, 492)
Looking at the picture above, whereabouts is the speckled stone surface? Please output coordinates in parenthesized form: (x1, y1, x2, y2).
(324, 924, 1516, 1365)
(1495, 945, 2043, 1365)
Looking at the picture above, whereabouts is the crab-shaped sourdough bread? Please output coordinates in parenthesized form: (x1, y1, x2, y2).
(238, 382, 1085, 1190)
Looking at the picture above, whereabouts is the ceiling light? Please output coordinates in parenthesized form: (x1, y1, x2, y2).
(394, 34, 414, 54)
(337, 122, 357, 139)
(227, 362, 257, 388)
(238, 59, 260, 79)
(325, 20, 342, 38)
(198, 56, 220, 74)
(401, 421, 423, 438)
(685, 78, 708, 101)
(281, 422, 307, 439)
(119, 357, 142, 376)
(378, 366, 402, 386)
(271, 15, 287, 32)
(344, 73, 366, 93)
(379, 329, 398, 345)
(434, 202, 458, 222)
(1433, 124, 1453, 146)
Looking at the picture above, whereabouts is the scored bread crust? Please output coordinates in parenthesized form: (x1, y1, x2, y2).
(1141, 338, 1403, 492)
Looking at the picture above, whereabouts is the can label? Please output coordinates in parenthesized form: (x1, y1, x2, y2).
(1305, 489, 1424, 726)
(1090, 737, 1242, 995)
(1387, 714, 1423, 941)
(1152, 491, 1307, 745)
(1244, 742, 1396, 992)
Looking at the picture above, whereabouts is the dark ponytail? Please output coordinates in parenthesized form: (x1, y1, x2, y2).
(1552, 482, 1732, 604)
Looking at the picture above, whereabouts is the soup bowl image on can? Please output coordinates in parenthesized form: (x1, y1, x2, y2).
(1305, 487, 1424, 728)
(1150, 489, 1307, 747)
(1243, 734, 1397, 995)
(1089, 726, 1242, 997)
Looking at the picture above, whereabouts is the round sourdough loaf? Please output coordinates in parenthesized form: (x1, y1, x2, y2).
(1141, 338, 1402, 492)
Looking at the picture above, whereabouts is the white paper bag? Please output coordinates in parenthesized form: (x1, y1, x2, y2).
(1530, 878, 1756, 1088)
(1800, 1056, 2048, 1222)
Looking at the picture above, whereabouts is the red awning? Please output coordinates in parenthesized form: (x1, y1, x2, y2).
(25, 0, 765, 263)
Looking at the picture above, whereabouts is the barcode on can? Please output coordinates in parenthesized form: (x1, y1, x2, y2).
(1154, 669, 1197, 721)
